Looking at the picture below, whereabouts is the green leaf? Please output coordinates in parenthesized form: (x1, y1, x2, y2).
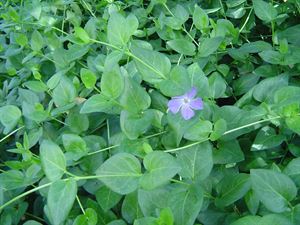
(120, 110, 154, 140)
(40, 140, 66, 182)
(208, 72, 227, 98)
(183, 120, 212, 141)
(250, 169, 297, 213)
(286, 116, 300, 134)
(138, 187, 170, 216)
(140, 151, 181, 190)
(120, 77, 151, 114)
(283, 158, 300, 187)
(198, 37, 223, 57)
(121, 191, 143, 223)
(193, 5, 209, 30)
(260, 214, 292, 225)
(101, 66, 124, 99)
(210, 119, 227, 141)
(23, 221, 43, 225)
(187, 63, 210, 98)
(167, 39, 196, 56)
(157, 208, 174, 225)
(233, 73, 260, 96)
(230, 216, 261, 225)
(96, 185, 122, 211)
(52, 75, 77, 107)
(31, 30, 44, 51)
(251, 126, 285, 151)
(213, 140, 244, 164)
(177, 142, 213, 181)
(80, 68, 97, 89)
(168, 184, 203, 225)
(62, 134, 87, 161)
(0, 170, 27, 190)
(215, 174, 251, 208)
(130, 45, 171, 83)
(96, 153, 141, 194)
(0, 105, 22, 134)
(80, 94, 121, 114)
(107, 13, 138, 46)
(253, 74, 289, 102)
(253, 0, 277, 22)
(158, 65, 191, 97)
(47, 179, 77, 225)
(74, 27, 90, 44)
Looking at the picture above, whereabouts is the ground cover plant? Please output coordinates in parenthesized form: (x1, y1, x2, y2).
(0, 0, 300, 224)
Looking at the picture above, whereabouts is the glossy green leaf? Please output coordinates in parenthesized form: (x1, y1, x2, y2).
(251, 169, 297, 213)
(0, 105, 22, 134)
(167, 39, 195, 56)
(193, 6, 209, 30)
(47, 179, 77, 225)
(40, 140, 66, 182)
(62, 134, 87, 161)
(96, 186, 122, 211)
(253, 0, 277, 22)
(101, 66, 124, 99)
(96, 153, 142, 194)
(80, 68, 97, 89)
(177, 142, 213, 181)
(140, 151, 181, 189)
(198, 37, 223, 57)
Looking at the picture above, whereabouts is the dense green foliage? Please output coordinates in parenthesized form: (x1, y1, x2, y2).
(0, 0, 300, 224)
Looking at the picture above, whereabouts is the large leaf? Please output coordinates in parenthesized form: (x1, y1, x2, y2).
(80, 94, 122, 114)
(140, 151, 181, 190)
(130, 45, 171, 83)
(107, 13, 138, 46)
(250, 169, 297, 213)
(166, 39, 195, 56)
(120, 110, 154, 140)
(283, 158, 300, 187)
(158, 65, 191, 97)
(96, 153, 142, 194)
(40, 140, 66, 182)
(120, 77, 151, 114)
(253, 0, 277, 22)
(101, 66, 124, 99)
(168, 184, 203, 225)
(47, 179, 77, 225)
(251, 126, 285, 151)
(96, 186, 122, 211)
(52, 75, 77, 107)
(121, 191, 143, 223)
(62, 134, 87, 161)
(0, 105, 22, 134)
(176, 142, 213, 181)
(215, 174, 251, 208)
(198, 37, 223, 57)
(193, 5, 209, 30)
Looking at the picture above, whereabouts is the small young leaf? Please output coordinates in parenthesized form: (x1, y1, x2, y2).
(80, 68, 97, 89)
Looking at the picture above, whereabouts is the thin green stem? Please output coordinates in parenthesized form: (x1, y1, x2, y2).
(163, 3, 199, 47)
(76, 195, 86, 215)
(87, 131, 167, 156)
(239, 8, 253, 33)
(81, 0, 97, 18)
(0, 126, 25, 143)
(170, 179, 189, 186)
(164, 115, 282, 153)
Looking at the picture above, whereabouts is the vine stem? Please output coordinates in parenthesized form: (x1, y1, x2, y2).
(0, 174, 142, 211)
(0, 126, 25, 143)
(164, 115, 282, 153)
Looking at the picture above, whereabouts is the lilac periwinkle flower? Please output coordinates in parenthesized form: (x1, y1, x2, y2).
(167, 87, 203, 120)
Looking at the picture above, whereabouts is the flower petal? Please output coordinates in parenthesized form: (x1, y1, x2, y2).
(186, 87, 197, 99)
(168, 98, 183, 114)
(189, 98, 203, 110)
(181, 105, 195, 120)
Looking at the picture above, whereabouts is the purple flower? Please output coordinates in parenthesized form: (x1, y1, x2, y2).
(167, 87, 203, 120)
